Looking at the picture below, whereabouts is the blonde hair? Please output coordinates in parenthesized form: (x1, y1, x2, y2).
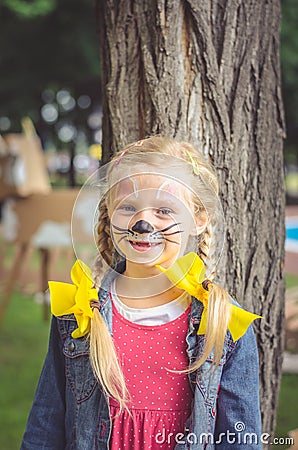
(90, 136, 231, 411)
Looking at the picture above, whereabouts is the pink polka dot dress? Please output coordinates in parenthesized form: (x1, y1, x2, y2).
(109, 297, 193, 450)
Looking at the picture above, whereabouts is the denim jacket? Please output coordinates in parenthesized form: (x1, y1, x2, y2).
(21, 267, 262, 450)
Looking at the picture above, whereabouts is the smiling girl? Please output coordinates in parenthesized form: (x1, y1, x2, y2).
(21, 136, 262, 450)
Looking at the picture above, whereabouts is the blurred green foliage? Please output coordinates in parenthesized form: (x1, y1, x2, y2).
(0, 0, 100, 132)
(3, 0, 57, 18)
(281, 0, 298, 165)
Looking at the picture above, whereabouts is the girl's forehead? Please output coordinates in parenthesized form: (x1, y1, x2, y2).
(109, 160, 193, 188)
(112, 174, 190, 200)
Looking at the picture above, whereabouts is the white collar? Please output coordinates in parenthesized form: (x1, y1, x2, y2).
(110, 279, 191, 326)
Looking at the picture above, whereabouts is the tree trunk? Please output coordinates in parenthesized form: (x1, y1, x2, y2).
(96, 0, 286, 441)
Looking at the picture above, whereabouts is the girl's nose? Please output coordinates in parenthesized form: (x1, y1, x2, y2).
(131, 220, 154, 234)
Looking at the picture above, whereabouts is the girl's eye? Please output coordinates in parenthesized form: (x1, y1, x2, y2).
(118, 205, 136, 212)
(157, 208, 173, 216)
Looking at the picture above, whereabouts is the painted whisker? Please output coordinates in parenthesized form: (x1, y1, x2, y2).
(113, 231, 131, 235)
(162, 230, 184, 236)
(112, 221, 182, 247)
(164, 238, 180, 244)
(111, 223, 134, 235)
(118, 235, 128, 243)
(152, 223, 182, 235)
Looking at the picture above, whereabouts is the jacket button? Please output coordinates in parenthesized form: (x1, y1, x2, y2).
(68, 341, 75, 352)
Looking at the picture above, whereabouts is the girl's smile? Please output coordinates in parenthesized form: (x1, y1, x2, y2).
(129, 240, 159, 252)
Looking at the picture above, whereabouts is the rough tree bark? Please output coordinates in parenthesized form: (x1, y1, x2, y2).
(96, 0, 286, 442)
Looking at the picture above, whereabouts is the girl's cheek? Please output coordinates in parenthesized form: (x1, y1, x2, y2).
(112, 214, 131, 229)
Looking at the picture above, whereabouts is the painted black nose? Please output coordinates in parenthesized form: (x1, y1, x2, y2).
(131, 220, 154, 234)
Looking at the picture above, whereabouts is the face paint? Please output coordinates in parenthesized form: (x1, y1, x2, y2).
(111, 178, 186, 247)
(131, 220, 154, 234)
(108, 172, 198, 266)
(130, 177, 139, 198)
(156, 180, 180, 199)
(111, 221, 182, 245)
(113, 177, 139, 202)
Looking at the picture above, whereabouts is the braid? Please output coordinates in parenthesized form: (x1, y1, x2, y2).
(198, 223, 214, 280)
(191, 222, 231, 371)
(94, 199, 113, 284)
(97, 199, 113, 264)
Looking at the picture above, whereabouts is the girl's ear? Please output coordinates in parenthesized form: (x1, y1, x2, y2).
(190, 210, 208, 236)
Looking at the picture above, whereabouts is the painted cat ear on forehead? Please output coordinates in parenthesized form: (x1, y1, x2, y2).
(156, 179, 180, 199)
(114, 177, 139, 199)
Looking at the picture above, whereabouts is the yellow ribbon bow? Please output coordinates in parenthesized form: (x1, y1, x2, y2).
(49, 260, 98, 339)
(156, 252, 261, 341)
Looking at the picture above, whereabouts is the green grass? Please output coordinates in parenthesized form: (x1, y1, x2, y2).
(286, 273, 298, 289)
(275, 274, 298, 449)
(0, 292, 50, 450)
(0, 284, 298, 449)
(275, 374, 298, 449)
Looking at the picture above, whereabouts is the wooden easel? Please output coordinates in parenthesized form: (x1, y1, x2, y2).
(0, 190, 80, 324)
